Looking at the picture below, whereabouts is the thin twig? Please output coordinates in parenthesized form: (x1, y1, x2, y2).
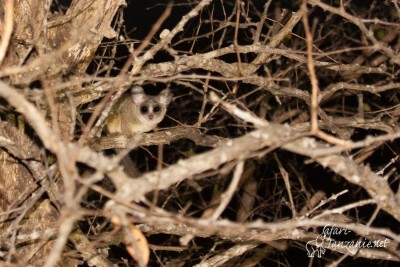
(301, 0, 319, 134)
(210, 161, 244, 220)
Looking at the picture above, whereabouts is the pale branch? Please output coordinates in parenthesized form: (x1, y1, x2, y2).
(108, 123, 400, 222)
(293, 117, 397, 134)
(128, 210, 400, 261)
(0, 0, 13, 65)
(141, 44, 387, 78)
(193, 242, 260, 267)
(320, 82, 400, 103)
(88, 127, 226, 151)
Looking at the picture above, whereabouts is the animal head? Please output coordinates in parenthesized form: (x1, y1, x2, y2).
(130, 86, 173, 126)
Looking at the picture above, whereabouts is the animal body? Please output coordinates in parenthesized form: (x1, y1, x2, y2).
(107, 86, 173, 177)
(107, 86, 173, 135)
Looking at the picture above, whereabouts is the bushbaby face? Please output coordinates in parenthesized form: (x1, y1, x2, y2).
(130, 86, 173, 128)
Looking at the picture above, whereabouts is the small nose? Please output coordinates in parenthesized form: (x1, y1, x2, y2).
(148, 113, 154, 120)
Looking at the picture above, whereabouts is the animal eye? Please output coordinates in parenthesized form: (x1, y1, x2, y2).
(153, 105, 161, 113)
(140, 105, 148, 114)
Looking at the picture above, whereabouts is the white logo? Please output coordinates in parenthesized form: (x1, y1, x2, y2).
(305, 224, 390, 258)
(306, 234, 326, 258)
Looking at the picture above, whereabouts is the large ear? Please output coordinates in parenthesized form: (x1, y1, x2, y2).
(158, 89, 173, 105)
(130, 86, 146, 104)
